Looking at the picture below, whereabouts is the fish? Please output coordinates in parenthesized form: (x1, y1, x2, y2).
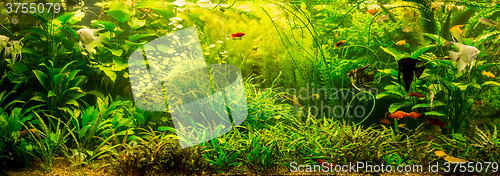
(479, 18, 498, 27)
(402, 27, 413, 33)
(314, 159, 336, 169)
(426, 118, 447, 129)
(197, 0, 212, 7)
(398, 58, 426, 92)
(406, 91, 425, 98)
(347, 64, 376, 90)
(311, 94, 320, 100)
(172, 0, 186, 7)
(231, 32, 245, 38)
(448, 42, 480, 75)
(386, 111, 409, 120)
(482, 70, 495, 78)
(375, 14, 389, 23)
(335, 40, 346, 47)
(380, 118, 391, 125)
(367, 9, 379, 15)
(449, 25, 465, 43)
(77, 28, 104, 54)
(407, 112, 424, 119)
(395, 39, 406, 45)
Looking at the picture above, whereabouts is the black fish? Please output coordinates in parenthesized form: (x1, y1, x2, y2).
(348, 64, 376, 89)
(398, 58, 426, 92)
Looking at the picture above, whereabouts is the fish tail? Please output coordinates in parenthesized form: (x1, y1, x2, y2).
(449, 51, 459, 62)
(94, 36, 104, 46)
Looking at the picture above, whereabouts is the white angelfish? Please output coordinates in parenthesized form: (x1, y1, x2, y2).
(448, 42, 480, 75)
(77, 28, 104, 54)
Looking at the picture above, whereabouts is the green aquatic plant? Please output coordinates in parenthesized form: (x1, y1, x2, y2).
(31, 60, 86, 126)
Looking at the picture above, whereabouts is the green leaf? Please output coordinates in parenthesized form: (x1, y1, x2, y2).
(32, 70, 49, 91)
(107, 10, 130, 23)
(109, 49, 123, 56)
(97, 66, 116, 82)
(380, 46, 406, 60)
(422, 33, 446, 45)
(128, 17, 146, 29)
(451, 133, 466, 142)
(47, 90, 56, 97)
(482, 81, 500, 87)
(424, 111, 446, 116)
(412, 103, 430, 110)
(92, 21, 116, 32)
(154, 8, 175, 20)
(477, 63, 500, 71)
(411, 45, 436, 59)
(113, 57, 128, 71)
(57, 13, 75, 24)
(474, 31, 500, 46)
(128, 34, 155, 42)
(388, 102, 411, 113)
(68, 10, 85, 24)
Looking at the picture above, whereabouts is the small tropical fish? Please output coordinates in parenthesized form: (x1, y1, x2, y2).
(482, 70, 495, 78)
(407, 112, 424, 119)
(375, 14, 389, 23)
(380, 118, 391, 125)
(395, 39, 406, 45)
(402, 27, 413, 33)
(367, 9, 379, 15)
(386, 111, 409, 120)
(347, 64, 376, 90)
(426, 118, 447, 129)
(197, 0, 212, 7)
(315, 159, 336, 168)
(479, 18, 498, 27)
(231, 32, 245, 40)
(172, 0, 186, 7)
(398, 58, 426, 92)
(77, 28, 104, 54)
(406, 91, 425, 98)
(427, 134, 432, 141)
(449, 25, 465, 43)
(449, 42, 480, 75)
(335, 40, 346, 47)
(311, 94, 320, 100)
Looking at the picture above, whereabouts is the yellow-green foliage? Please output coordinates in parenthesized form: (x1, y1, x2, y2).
(179, 2, 315, 89)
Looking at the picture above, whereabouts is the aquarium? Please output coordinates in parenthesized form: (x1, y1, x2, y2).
(1, 0, 500, 175)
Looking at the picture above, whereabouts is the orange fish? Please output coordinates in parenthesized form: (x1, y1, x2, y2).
(426, 118, 447, 129)
(380, 118, 391, 125)
(367, 9, 379, 15)
(406, 92, 425, 98)
(315, 159, 336, 169)
(449, 25, 465, 43)
(386, 111, 409, 120)
(482, 70, 495, 78)
(407, 112, 424, 119)
(335, 40, 346, 47)
(395, 39, 406, 45)
(231, 32, 245, 39)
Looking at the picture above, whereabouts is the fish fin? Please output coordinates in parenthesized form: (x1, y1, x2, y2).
(456, 59, 468, 74)
(88, 28, 104, 36)
(452, 42, 467, 50)
(404, 73, 414, 92)
(93, 36, 104, 47)
(449, 51, 459, 62)
(415, 66, 426, 79)
(468, 60, 474, 74)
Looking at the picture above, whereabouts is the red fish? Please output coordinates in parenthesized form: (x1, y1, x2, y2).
(231, 32, 245, 38)
(315, 159, 336, 169)
(335, 40, 346, 47)
(406, 92, 425, 98)
(407, 112, 424, 119)
(367, 9, 379, 15)
(380, 118, 391, 125)
(386, 111, 409, 120)
(426, 118, 447, 129)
